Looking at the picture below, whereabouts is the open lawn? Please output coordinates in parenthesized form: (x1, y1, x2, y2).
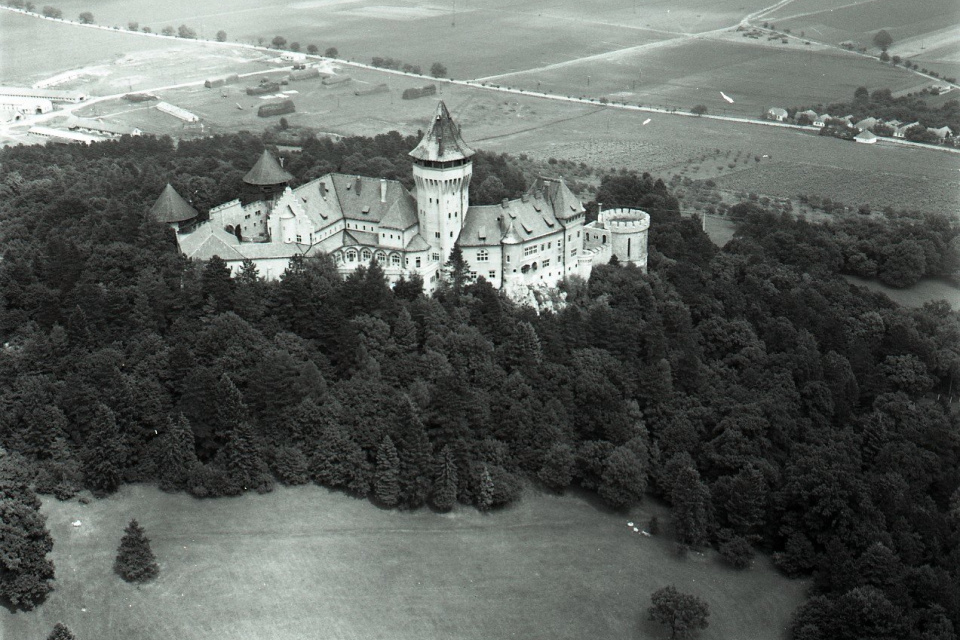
(1, 484, 808, 640)
(843, 275, 960, 310)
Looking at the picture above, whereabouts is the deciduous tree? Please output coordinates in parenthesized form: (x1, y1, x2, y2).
(648, 586, 710, 639)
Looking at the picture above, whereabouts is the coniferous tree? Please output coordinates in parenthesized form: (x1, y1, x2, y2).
(83, 403, 125, 494)
(374, 435, 401, 506)
(671, 465, 712, 548)
(432, 445, 458, 511)
(395, 400, 433, 507)
(0, 483, 55, 610)
(477, 464, 494, 511)
(47, 623, 76, 640)
(114, 519, 159, 583)
(222, 421, 271, 493)
(158, 413, 198, 491)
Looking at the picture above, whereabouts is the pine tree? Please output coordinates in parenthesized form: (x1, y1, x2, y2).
(374, 435, 401, 506)
(477, 464, 494, 511)
(0, 483, 55, 610)
(222, 421, 271, 492)
(47, 623, 76, 640)
(114, 519, 159, 583)
(83, 403, 125, 495)
(158, 414, 198, 491)
(672, 465, 712, 548)
(396, 400, 433, 508)
(432, 445, 458, 511)
(214, 374, 247, 442)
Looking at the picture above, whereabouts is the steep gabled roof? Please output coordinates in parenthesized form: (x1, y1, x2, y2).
(243, 150, 294, 186)
(527, 176, 584, 221)
(150, 183, 198, 223)
(409, 101, 475, 162)
(405, 234, 431, 252)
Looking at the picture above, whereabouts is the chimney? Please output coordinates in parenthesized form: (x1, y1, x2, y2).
(521, 193, 529, 203)
(354, 176, 362, 195)
(380, 179, 387, 203)
(319, 182, 327, 198)
(501, 198, 509, 208)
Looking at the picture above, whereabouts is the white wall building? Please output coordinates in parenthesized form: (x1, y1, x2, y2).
(172, 102, 651, 294)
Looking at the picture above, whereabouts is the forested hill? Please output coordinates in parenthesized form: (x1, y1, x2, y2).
(1, 135, 959, 640)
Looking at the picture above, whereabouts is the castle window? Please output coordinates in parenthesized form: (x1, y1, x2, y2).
(577, 231, 581, 238)
(391, 254, 401, 266)
(489, 271, 496, 279)
(477, 249, 489, 262)
(523, 245, 538, 257)
(361, 249, 372, 262)
(376, 251, 386, 264)
(521, 264, 530, 274)
(432, 253, 440, 262)
(547, 242, 552, 249)
(627, 238, 631, 258)
(543, 258, 550, 267)
(296, 234, 302, 243)
(347, 250, 357, 263)
(571, 248, 577, 256)
(506, 255, 511, 263)
(602, 235, 607, 243)
(435, 232, 441, 239)
(415, 257, 421, 268)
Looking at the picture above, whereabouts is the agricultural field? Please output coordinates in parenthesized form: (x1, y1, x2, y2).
(478, 106, 960, 216)
(24, 0, 773, 80)
(762, 0, 958, 48)
(498, 36, 928, 118)
(1, 484, 808, 640)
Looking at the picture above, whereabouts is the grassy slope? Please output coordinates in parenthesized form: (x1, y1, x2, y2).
(2, 484, 807, 640)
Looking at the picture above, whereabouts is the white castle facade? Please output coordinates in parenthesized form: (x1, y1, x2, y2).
(169, 102, 650, 295)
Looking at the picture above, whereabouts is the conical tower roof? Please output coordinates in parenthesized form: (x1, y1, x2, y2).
(150, 183, 198, 223)
(243, 150, 294, 186)
(409, 101, 475, 162)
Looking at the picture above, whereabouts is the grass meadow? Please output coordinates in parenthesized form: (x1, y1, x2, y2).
(843, 275, 960, 311)
(1, 484, 808, 640)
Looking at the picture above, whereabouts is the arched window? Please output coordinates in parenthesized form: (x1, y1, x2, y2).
(361, 249, 372, 262)
(390, 253, 401, 266)
(346, 250, 357, 263)
(375, 251, 386, 264)
(333, 252, 343, 265)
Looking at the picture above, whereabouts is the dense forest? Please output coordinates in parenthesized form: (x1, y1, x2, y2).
(1, 133, 959, 640)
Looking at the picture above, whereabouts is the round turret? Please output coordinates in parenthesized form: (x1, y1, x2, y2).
(598, 207, 650, 269)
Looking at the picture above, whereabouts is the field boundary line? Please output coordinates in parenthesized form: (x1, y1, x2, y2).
(3, 6, 959, 157)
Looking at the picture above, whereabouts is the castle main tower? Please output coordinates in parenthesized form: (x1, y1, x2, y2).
(409, 101, 474, 266)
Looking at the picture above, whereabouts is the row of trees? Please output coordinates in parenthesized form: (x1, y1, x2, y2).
(0, 133, 958, 639)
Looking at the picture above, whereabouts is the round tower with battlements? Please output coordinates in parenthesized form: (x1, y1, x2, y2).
(598, 207, 650, 270)
(409, 101, 474, 267)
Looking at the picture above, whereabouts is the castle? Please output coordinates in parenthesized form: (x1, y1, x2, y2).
(159, 101, 650, 295)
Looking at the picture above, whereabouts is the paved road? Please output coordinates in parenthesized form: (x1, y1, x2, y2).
(2, 4, 958, 156)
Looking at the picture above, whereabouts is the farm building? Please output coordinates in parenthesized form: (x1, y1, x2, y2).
(0, 86, 86, 103)
(813, 113, 831, 127)
(173, 101, 650, 300)
(281, 52, 307, 63)
(893, 122, 920, 138)
(289, 68, 323, 82)
(0, 96, 53, 115)
(67, 117, 141, 137)
(854, 130, 877, 144)
(403, 85, 437, 100)
(150, 184, 199, 231)
(855, 117, 879, 131)
(247, 82, 281, 96)
(28, 126, 103, 144)
(321, 74, 351, 86)
(796, 109, 818, 124)
(258, 99, 295, 118)
(927, 126, 953, 140)
(157, 102, 199, 122)
(766, 107, 788, 121)
(204, 74, 240, 89)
